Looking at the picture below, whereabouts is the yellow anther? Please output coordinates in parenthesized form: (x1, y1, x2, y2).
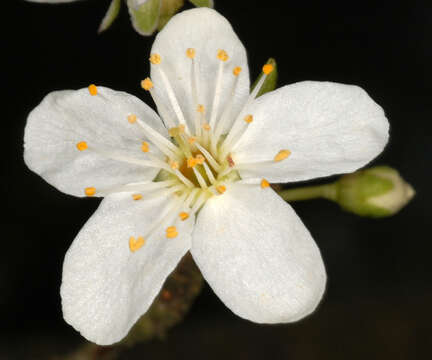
(244, 114, 253, 123)
(88, 84, 98, 96)
(132, 194, 143, 200)
(127, 114, 137, 123)
(216, 185, 226, 194)
(186, 48, 196, 59)
(187, 157, 198, 168)
(168, 127, 180, 137)
(197, 104, 205, 113)
(261, 179, 270, 188)
(76, 141, 88, 151)
(195, 154, 205, 165)
(217, 49, 229, 62)
(233, 66, 242, 76)
(188, 136, 197, 144)
(149, 53, 161, 65)
(141, 78, 153, 91)
(178, 124, 185, 133)
(84, 187, 96, 197)
(166, 226, 178, 239)
(274, 149, 291, 162)
(202, 123, 211, 131)
(170, 160, 179, 170)
(262, 64, 274, 75)
(179, 212, 189, 221)
(141, 141, 150, 153)
(129, 236, 146, 253)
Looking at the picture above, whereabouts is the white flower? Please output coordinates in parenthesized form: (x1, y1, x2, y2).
(23, 8, 389, 345)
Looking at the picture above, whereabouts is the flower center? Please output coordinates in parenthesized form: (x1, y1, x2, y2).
(76, 49, 292, 252)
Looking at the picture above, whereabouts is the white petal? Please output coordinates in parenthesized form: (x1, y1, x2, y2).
(61, 192, 193, 345)
(150, 8, 250, 131)
(24, 86, 167, 197)
(191, 183, 326, 323)
(233, 81, 389, 183)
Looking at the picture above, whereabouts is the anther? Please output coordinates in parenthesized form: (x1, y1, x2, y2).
(197, 104, 205, 113)
(132, 194, 143, 200)
(262, 64, 274, 75)
(76, 141, 88, 151)
(244, 114, 253, 123)
(88, 84, 98, 96)
(129, 236, 145, 253)
(274, 149, 291, 162)
(141, 78, 154, 91)
(166, 226, 178, 238)
(186, 48, 196, 59)
(178, 124, 185, 133)
(216, 185, 226, 194)
(202, 123, 211, 131)
(170, 160, 179, 170)
(127, 114, 137, 123)
(141, 141, 150, 153)
(233, 66, 242, 76)
(188, 136, 197, 144)
(179, 212, 189, 221)
(149, 53, 161, 65)
(217, 49, 229, 62)
(187, 157, 198, 168)
(261, 179, 270, 188)
(84, 187, 96, 197)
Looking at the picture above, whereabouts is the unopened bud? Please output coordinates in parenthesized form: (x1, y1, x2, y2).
(336, 166, 415, 218)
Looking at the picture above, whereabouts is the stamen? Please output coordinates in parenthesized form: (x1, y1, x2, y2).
(129, 236, 146, 253)
(192, 167, 208, 189)
(195, 154, 205, 165)
(209, 50, 227, 129)
(197, 104, 205, 113)
(194, 143, 221, 171)
(233, 66, 242, 76)
(202, 162, 216, 184)
(141, 141, 150, 153)
(202, 123, 211, 131)
(227, 154, 235, 167)
(179, 212, 189, 221)
(274, 150, 291, 162)
(141, 78, 154, 91)
(190, 191, 211, 213)
(186, 48, 196, 59)
(188, 136, 197, 145)
(217, 49, 229, 62)
(85, 187, 96, 197)
(170, 160, 179, 170)
(149, 53, 161, 65)
(261, 179, 270, 188)
(153, 66, 189, 132)
(127, 114, 137, 123)
(166, 226, 178, 238)
(244, 114, 253, 123)
(132, 194, 143, 200)
(187, 157, 198, 168)
(88, 84, 98, 96)
(262, 64, 274, 75)
(216, 185, 226, 194)
(76, 141, 88, 151)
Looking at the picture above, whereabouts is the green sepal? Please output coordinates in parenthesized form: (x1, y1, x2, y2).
(127, 0, 161, 36)
(251, 58, 278, 97)
(189, 0, 214, 8)
(98, 0, 122, 34)
(158, 0, 184, 30)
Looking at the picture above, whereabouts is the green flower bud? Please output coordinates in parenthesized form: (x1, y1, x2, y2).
(336, 166, 415, 217)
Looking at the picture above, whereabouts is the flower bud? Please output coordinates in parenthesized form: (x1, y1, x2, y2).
(335, 166, 415, 217)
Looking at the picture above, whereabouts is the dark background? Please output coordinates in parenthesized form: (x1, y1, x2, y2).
(2, 0, 431, 359)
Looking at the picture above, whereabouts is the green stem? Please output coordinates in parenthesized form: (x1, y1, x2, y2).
(277, 183, 337, 202)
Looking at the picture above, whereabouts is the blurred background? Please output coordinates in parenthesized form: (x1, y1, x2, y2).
(2, 0, 431, 359)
